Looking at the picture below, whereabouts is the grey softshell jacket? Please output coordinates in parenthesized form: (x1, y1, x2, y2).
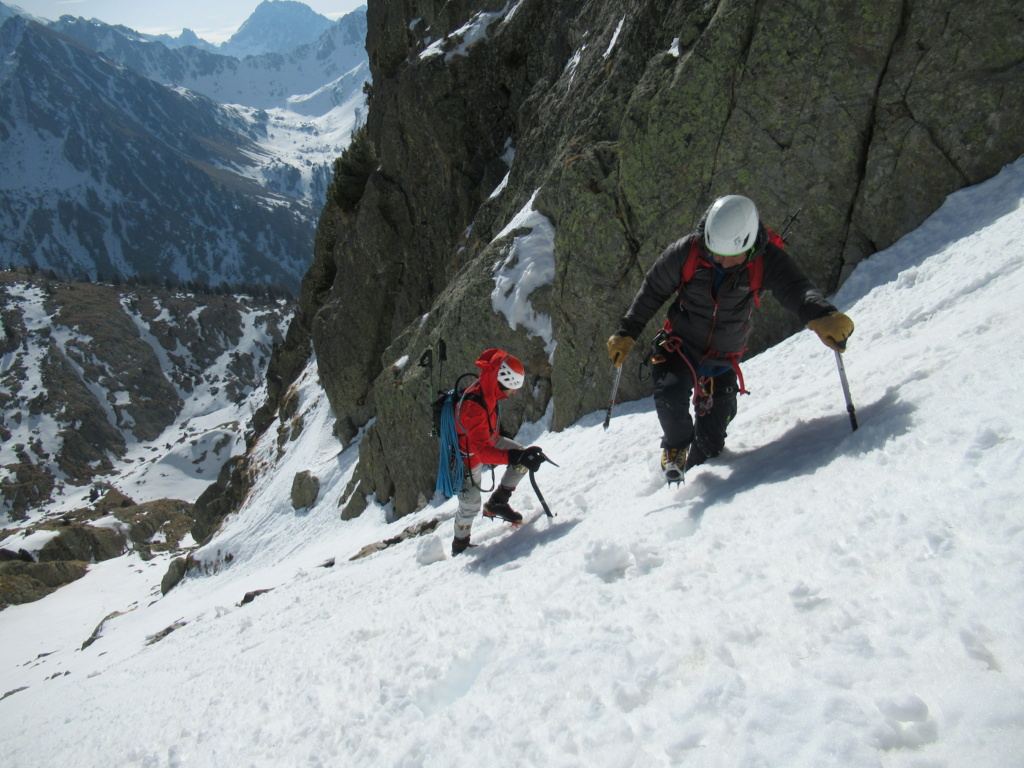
(618, 226, 836, 367)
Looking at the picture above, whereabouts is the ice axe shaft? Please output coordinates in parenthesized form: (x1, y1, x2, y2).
(834, 349, 858, 431)
(529, 451, 558, 517)
(603, 365, 624, 429)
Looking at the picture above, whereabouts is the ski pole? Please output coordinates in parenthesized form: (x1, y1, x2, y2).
(603, 365, 624, 429)
(834, 349, 858, 431)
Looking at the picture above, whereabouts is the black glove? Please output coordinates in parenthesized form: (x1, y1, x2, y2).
(508, 446, 546, 473)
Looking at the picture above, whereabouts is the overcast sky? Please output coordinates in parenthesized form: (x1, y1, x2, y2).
(11, 0, 367, 42)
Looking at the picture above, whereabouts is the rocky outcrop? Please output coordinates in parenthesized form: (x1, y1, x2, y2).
(290, 470, 320, 509)
(0, 487, 196, 608)
(37, 524, 126, 563)
(112, 499, 196, 560)
(244, 0, 1024, 519)
(0, 559, 89, 608)
(161, 557, 187, 595)
(349, 517, 442, 561)
(191, 455, 251, 545)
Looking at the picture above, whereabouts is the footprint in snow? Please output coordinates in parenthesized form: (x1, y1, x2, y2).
(959, 628, 1001, 671)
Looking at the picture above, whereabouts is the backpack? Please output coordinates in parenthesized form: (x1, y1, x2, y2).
(680, 227, 784, 307)
(430, 373, 483, 436)
(432, 373, 485, 497)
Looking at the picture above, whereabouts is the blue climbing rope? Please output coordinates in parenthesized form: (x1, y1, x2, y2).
(435, 396, 465, 497)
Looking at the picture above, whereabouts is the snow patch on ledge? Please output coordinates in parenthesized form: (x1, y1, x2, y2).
(419, 1, 519, 62)
(604, 16, 625, 59)
(490, 189, 557, 360)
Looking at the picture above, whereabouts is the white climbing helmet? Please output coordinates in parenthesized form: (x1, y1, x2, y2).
(704, 195, 760, 256)
(497, 355, 525, 390)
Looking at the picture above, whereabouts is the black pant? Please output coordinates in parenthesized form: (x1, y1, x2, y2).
(652, 353, 738, 467)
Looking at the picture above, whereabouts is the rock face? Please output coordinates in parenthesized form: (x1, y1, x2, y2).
(255, 0, 1023, 519)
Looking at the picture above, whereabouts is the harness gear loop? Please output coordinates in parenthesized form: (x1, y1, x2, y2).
(727, 355, 748, 395)
(695, 376, 714, 416)
(655, 328, 750, 409)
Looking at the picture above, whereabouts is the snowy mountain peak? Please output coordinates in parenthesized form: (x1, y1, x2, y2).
(220, 0, 334, 58)
(0, 2, 44, 26)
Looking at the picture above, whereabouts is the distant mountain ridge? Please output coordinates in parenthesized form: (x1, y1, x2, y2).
(0, 2, 370, 290)
(0, 16, 319, 289)
(48, 10, 368, 112)
(0, 2, 43, 26)
(1, 0, 343, 57)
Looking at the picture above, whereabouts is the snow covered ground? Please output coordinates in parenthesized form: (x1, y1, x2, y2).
(2, 158, 1023, 767)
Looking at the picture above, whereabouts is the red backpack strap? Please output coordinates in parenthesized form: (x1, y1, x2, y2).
(745, 226, 783, 308)
(746, 255, 763, 307)
(680, 236, 704, 287)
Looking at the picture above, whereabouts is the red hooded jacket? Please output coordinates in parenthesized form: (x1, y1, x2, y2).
(456, 348, 515, 469)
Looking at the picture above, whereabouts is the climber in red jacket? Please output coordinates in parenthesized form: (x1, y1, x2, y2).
(451, 348, 545, 556)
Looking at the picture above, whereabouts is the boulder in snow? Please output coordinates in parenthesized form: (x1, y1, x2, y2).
(291, 470, 320, 509)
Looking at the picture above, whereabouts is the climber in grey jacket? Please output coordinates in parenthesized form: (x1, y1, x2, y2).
(606, 194, 854, 482)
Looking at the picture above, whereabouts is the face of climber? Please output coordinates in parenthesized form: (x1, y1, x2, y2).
(711, 249, 750, 269)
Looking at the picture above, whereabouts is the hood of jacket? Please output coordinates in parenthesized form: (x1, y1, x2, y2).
(474, 347, 513, 407)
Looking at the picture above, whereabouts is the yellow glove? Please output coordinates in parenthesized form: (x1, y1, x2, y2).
(607, 334, 635, 367)
(602, 335, 634, 368)
(808, 312, 854, 352)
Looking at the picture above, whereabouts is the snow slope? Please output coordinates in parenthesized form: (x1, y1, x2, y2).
(1, 158, 1023, 767)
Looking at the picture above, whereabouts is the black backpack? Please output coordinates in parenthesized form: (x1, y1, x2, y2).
(430, 373, 484, 437)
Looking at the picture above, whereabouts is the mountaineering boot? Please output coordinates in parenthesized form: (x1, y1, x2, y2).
(661, 447, 687, 484)
(482, 485, 523, 524)
(684, 443, 707, 471)
(451, 536, 473, 556)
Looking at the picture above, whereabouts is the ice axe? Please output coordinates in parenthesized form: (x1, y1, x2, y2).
(436, 338, 447, 389)
(603, 365, 624, 429)
(528, 451, 559, 517)
(418, 347, 434, 400)
(834, 349, 858, 431)
(779, 207, 802, 244)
